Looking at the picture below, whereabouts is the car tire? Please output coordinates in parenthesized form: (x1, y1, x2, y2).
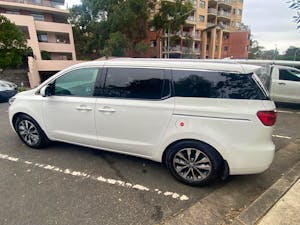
(165, 140, 223, 186)
(15, 114, 50, 149)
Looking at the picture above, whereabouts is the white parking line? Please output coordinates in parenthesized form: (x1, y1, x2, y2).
(0, 153, 189, 201)
(272, 135, 292, 140)
(277, 110, 295, 114)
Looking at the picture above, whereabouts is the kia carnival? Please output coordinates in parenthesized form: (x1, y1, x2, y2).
(8, 59, 277, 186)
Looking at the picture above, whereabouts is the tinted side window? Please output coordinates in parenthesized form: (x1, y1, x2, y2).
(54, 68, 99, 97)
(101, 68, 166, 100)
(279, 69, 300, 82)
(173, 70, 267, 100)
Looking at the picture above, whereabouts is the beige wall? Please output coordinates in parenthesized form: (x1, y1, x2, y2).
(1, 2, 79, 88)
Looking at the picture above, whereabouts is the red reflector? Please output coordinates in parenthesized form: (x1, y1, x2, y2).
(257, 111, 277, 126)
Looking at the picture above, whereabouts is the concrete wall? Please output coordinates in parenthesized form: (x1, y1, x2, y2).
(0, 69, 30, 87)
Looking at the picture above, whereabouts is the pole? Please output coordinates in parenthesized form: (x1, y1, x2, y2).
(167, 23, 170, 58)
(294, 49, 300, 62)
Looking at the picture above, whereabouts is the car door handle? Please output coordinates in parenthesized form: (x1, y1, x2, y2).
(98, 107, 116, 113)
(76, 105, 93, 111)
(278, 82, 286, 85)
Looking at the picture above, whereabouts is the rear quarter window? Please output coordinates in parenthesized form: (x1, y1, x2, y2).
(172, 70, 268, 100)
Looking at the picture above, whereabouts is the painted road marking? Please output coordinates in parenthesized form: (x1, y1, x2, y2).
(272, 135, 292, 140)
(277, 110, 294, 114)
(278, 110, 300, 115)
(0, 153, 189, 201)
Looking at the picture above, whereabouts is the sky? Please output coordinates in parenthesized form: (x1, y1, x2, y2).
(65, 0, 300, 53)
(243, 0, 300, 52)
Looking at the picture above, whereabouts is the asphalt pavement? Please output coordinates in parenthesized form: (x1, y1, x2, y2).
(0, 102, 299, 225)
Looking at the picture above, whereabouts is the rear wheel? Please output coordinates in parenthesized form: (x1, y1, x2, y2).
(15, 114, 50, 149)
(165, 140, 222, 186)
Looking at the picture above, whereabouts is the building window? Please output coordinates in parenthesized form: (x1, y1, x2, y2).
(224, 46, 228, 51)
(37, 32, 48, 42)
(56, 33, 70, 44)
(18, 26, 30, 39)
(199, 15, 205, 22)
(199, 1, 205, 8)
(238, 9, 243, 16)
(30, 13, 45, 21)
(6, 10, 20, 15)
(150, 40, 157, 47)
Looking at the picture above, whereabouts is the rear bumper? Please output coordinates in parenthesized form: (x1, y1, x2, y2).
(226, 143, 275, 175)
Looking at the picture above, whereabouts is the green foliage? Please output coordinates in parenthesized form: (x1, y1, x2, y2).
(104, 32, 128, 57)
(288, 0, 300, 29)
(41, 51, 51, 60)
(152, 0, 193, 33)
(277, 46, 300, 61)
(248, 38, 264, 59)
(69, 0, 192, 59)
(0, 15, 28, 70)
(134, 41, 149, 56)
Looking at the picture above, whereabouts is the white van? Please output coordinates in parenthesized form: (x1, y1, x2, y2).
(8, 59, 276, 186)
(254, 65, 300, 104)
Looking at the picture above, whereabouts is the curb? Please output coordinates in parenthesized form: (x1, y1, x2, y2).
(161, 140, 300, 225)
(232, 161, 300, 225)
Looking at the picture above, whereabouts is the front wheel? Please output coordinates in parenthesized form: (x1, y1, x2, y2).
(165, 141, 223, 186)
(15, 114, 50, 149)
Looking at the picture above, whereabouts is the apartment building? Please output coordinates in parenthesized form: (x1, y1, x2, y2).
(0, 0, 81, 87)
(144, 0, 250, 59)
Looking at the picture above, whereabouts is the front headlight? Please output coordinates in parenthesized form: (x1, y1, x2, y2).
(8, 97, 16, 105)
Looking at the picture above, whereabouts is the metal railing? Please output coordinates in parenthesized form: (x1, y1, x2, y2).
(218, 0, 233, 5)
(218, 10, 231, 18)
(187, 16, 196, 22)
(208, 8, 218, 15)
(207, 22, 216, 27)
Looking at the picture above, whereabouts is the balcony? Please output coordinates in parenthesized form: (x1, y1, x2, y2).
(38, 42, 74, 53)
(3, 0, 64, 9)
(218, 0, 233, 6)
(181, 31, 201, 40)
(219, 23, 230, 31)
(207, 22, 216, 28)
(163, 45, 182, 53)
(208, 8, 218, 15)
(0, 0, 68, 15)
(218, 10, 231, 19)
(185, 16, 196, 25)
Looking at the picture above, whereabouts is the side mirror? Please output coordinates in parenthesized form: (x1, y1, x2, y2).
(40, 84, 52, 97)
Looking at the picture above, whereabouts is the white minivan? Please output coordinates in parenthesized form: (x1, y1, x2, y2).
(8, 59, 277, 186)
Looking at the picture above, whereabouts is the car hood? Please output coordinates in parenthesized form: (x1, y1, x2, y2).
(15, 88, 36, 97)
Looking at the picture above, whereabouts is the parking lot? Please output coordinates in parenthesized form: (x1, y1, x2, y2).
(0, 102, 300, 225)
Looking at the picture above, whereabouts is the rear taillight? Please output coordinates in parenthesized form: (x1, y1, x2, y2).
(257, 111, 277, 126)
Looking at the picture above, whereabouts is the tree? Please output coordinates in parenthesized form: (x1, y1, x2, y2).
(152, 0, 193, 53)
(277, 46, 300, 61)
(288, 0, 300, 29)
(69, 0, 193, 59)
(69, 3, 107, 59)
(0, 15, 28, 70)
(248, 38, 264, 59)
